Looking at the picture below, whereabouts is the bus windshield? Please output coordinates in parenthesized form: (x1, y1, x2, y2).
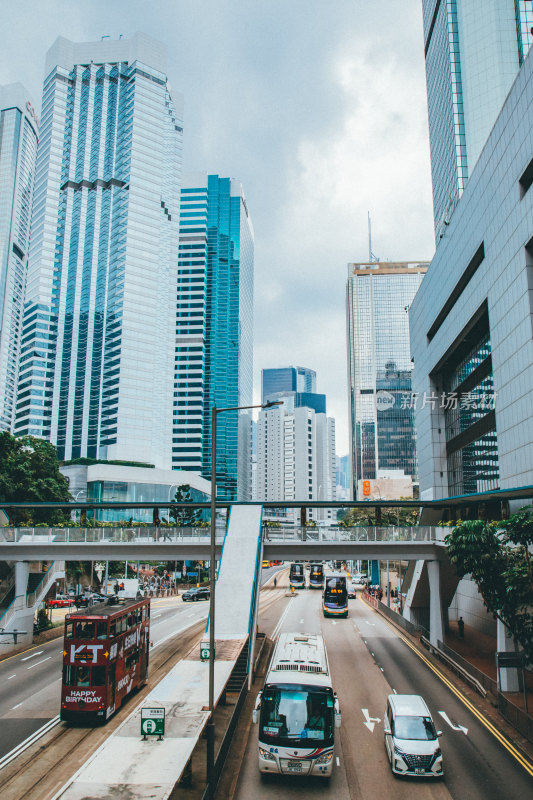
(259, 684, 334, 747)
(324, 577, 347, 608)
(290, 564, 303, 577)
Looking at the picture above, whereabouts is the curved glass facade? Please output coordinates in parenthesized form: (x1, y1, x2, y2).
(15, 36, 182, 469)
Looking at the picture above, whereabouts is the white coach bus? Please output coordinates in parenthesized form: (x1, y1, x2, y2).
(252, 632, 341, 777)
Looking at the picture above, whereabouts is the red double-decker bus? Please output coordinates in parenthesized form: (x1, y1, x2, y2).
(60, 597, 150, 723)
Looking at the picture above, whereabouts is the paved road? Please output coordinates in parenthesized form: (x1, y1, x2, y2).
(0, 595, 209, 760)
(234, 589, 533, 799)
(0, 564, 283, 762)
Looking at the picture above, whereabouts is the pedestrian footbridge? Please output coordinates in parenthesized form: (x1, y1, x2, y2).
(0, 522, 447, 561)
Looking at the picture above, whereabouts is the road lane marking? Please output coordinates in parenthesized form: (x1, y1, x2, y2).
(12, 702, 22, 709)
(0, 715, 60, 771)
(439, 710, 468, 735)
(21, 651, 43, 661)
(7, 674, 16, 680)
(336, 757, 340, 767)
(362, 708, 381, 732)
(360, 595, 533, 777)
(27, 656, 52, 670)
(154, 613, 162, 618)
(272, 597, 294, 640)
(299, 619, 304, 624)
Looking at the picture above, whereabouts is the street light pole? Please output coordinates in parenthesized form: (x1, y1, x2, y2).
(206, 399, 281, 800)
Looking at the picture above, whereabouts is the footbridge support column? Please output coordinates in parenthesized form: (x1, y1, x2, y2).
(15, 561, 29, 600)
(497, 619, 520, 692)
(428, 560, 444, 647)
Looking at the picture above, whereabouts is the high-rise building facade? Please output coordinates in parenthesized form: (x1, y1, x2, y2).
(15, 35, 182, 468)
(346, 262, 428, 497)
(262, 366, 316, 402)
(411, 22, 533, 501)
(172, 172, 254, 500)
(0, 84, 39, 432)
(423, 0, 533, 240)
(257, 402, 336, 522)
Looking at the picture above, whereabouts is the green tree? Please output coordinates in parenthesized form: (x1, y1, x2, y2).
(445, 510, 533, 662)
(0, 431, 71, 525)
(169, 485, 202, 526)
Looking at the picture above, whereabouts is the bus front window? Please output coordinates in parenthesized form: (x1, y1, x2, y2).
(260, 686, 333, 746)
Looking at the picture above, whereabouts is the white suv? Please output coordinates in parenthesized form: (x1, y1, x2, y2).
(384, 694, 443, 778)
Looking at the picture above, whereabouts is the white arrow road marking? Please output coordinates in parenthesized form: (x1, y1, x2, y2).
(21, 651, 43, 661)
(362, 708, 381, 732)
(439, 710, 468, 735)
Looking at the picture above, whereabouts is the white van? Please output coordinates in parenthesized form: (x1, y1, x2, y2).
(384, 694, 443, 778)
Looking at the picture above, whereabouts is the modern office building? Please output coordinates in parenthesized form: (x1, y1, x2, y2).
(422, 0, 533, 240)
(257, 391, 336, 522)
(60, 462, 210, 524)
(0, 84, 39, 432)
(14, 34, 183, 468)
(346, 262, 428, 498)
(410, 41, 533, 502)
(262, 366, 316, 402)
(172, 172, 254, 500)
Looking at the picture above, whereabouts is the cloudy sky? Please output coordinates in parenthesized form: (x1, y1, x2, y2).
(0, 0, 436, 454)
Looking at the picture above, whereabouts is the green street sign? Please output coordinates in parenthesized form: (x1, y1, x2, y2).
(200, 640, 214, 661)
(141, 707, 165, 738)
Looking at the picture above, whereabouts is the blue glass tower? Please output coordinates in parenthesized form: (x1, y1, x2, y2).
(173, 173, 254, 500)
(423, 0, 533, 240)
(0, 84, 38, 432)
(15, 35, 183, 468)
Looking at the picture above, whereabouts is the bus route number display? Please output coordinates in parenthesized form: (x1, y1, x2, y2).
(141, 707, 165, 738)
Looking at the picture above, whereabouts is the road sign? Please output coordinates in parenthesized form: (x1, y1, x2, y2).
(188, 571, 198, 577)
(200, 640, 213, 661)
(141, 707, 165, 738)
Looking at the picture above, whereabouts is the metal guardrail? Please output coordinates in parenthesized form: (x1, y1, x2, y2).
(0, 525, 448, 545)
(435, 639, 533, 744)
(436, 639, 497, 696)
(422, 637, 487, 697)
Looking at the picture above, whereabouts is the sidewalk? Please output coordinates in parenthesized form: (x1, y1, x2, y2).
(444, 618, 533, 712)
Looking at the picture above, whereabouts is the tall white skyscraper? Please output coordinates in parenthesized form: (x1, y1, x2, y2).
(0, 84, 39, 432)
(422, 0, 533, 240)
(15, 34, 183, 467)
(257, 396, 336, 522)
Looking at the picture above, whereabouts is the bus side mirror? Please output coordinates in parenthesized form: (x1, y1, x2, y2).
(252, 691, 262, 724)
(334, 694, 341, 727)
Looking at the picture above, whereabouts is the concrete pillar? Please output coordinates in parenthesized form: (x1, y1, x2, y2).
(15, 561, 29, 598)
(427, 560, 444, 647)
(497, 619, 520, 692)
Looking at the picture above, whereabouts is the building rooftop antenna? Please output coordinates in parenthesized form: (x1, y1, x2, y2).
(368, 211, 379, 262)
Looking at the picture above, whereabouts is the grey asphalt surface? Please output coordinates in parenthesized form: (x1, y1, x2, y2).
(0, 595, 209, 760)
(233, 588, 533, 800)
(0, 566, 282, 761)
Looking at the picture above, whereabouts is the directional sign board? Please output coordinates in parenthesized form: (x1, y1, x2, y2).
(200, 640, 213, 661)
(141, 707, 165, 738)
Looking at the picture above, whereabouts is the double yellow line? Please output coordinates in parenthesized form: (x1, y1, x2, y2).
(361, 596, 533, 777)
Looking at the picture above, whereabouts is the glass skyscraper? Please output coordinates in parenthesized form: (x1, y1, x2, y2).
(346, 262, 428, 497)
(15, 34, 183, 468)
(173, 172, 254, 500)
(423, 0, 533, 239)
(262, 366, 316, 402)
(0, 84, 39, 432)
